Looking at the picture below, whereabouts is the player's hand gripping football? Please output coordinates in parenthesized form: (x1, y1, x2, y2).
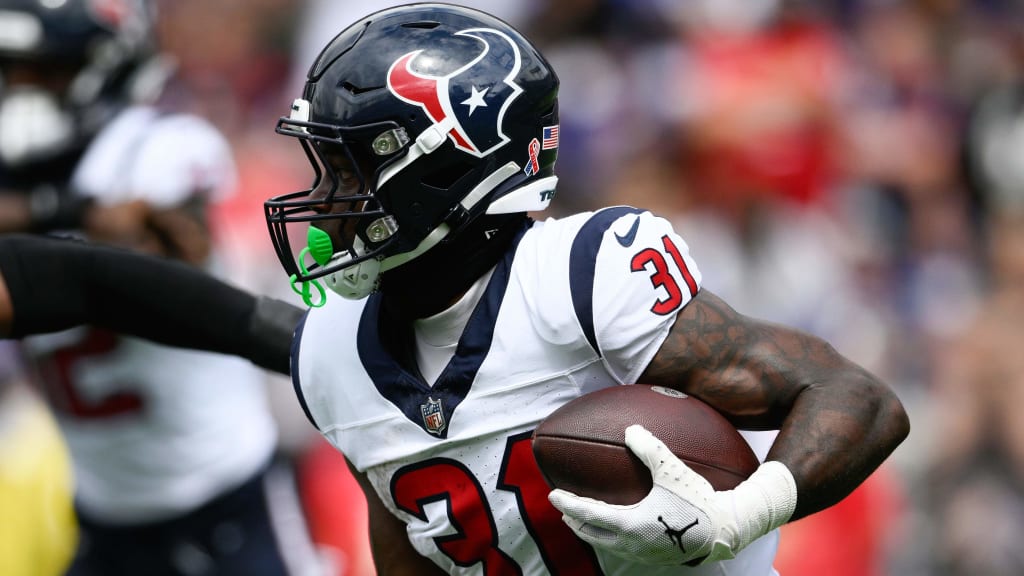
(547, 424, 798, 566)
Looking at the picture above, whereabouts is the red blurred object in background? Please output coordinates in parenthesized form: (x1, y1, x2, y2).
(296, 438, 376, 576)
(773, 466, 906, 576)
(679, 20, 846, 210)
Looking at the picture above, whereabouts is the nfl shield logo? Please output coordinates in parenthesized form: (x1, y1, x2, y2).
(421, 397, 447, 436)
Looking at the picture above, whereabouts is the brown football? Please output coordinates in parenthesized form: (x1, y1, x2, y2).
(532, 384, 759, 505)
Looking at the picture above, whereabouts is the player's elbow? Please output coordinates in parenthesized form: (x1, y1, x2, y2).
(886, 388, 911, 446)
(865, 376, 911, 453)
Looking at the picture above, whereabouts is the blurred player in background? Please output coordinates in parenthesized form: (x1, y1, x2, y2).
(266, 4, 909, 574)
(0, 1, 319, 574)
(0, 0, 149, 571)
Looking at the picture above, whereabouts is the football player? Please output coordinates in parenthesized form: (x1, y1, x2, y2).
(0, 232, 304, 575)
(266, 3, 910, 575)
(0, 1, 318, 574)
(0, 0, 157, 571)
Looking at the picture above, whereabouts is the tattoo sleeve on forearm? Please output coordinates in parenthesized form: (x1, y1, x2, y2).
(640, 289, 909, 519)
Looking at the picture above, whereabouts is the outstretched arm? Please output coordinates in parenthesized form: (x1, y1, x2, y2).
(0, 234, 303, 375)
(640, 289, 909, 519)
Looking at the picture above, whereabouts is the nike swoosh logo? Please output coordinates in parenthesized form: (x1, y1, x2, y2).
(614, 216, 640, 247)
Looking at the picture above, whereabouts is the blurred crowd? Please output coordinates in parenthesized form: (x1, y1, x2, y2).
(4, 0, 1024, 574)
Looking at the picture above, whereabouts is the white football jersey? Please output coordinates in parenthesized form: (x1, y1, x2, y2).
(294, 208, 780, 575)
(21, 105, 276, 524)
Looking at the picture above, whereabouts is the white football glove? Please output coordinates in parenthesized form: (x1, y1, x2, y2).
(547, 424, 797, 566)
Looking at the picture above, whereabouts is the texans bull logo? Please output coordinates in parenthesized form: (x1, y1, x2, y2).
(386, 27, 523, 158)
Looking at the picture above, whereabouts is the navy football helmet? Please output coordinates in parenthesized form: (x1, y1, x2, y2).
(265, 3, 560, 303)
(0, 0, 155, 166)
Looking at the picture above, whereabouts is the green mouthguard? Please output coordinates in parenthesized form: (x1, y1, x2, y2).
(289, 226, 334, 308)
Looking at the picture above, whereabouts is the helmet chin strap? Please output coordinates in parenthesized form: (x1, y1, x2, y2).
(320, 223, 452, 301)
(291, 224, 443, 305)
(380, 223, 451, 273)
(324, 250, 382, 300)
(378, 116, 456, 188)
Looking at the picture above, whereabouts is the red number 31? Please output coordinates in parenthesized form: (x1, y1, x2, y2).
(631, 235, 699, 315)
(391, 432, 601, 575)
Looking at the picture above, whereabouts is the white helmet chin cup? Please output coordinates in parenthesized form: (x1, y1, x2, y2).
(325, 256, 381, 300)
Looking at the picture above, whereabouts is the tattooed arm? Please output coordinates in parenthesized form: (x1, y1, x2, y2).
(639, 289, 910, 520)
(548, 286, 908, 564)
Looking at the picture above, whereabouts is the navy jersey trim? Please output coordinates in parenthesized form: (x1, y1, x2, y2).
(569, 206, 645, 357)
(358, 221, 531, 438)
(289, 309, 319, 430)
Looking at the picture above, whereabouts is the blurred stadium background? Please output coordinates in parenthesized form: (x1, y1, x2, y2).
(6, 0, 1024, 574)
